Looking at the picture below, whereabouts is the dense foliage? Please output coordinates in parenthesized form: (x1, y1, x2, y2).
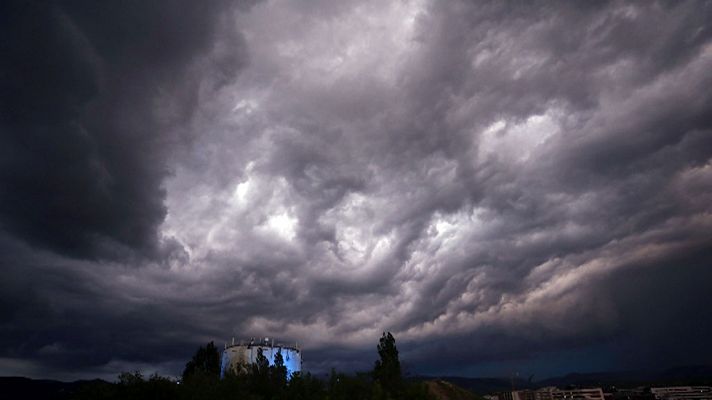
(71, 332, 432, 400)
(183, 341, 221, 382)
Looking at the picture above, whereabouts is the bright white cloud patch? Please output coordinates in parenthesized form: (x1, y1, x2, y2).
(478, 109, 562, 163)
(264, 212, 298, 241)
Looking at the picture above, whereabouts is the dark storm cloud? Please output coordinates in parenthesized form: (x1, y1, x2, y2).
(1, 0, 712, 380)
(0, 0, 246, 259)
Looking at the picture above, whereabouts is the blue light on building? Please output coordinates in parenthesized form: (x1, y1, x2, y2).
(220, 337, 302, 379)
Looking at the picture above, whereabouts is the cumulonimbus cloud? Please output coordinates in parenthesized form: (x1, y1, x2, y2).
(1, 0, 711, 379)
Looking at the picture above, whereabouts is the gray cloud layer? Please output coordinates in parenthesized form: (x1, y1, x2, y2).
(1, 0, 711, 379)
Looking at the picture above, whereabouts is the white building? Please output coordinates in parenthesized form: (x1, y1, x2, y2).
(650, 386, 712, 400)
(551, 388, 605, 400)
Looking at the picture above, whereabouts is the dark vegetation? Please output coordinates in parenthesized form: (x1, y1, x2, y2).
(2, 364, 712, 400)
(68, 332, 433, 400)
(8, 331, 709, 400)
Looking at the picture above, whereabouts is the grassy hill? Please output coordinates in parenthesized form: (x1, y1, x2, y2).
(426, 379, 486, 400)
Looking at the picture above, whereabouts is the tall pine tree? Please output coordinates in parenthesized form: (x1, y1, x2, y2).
(373, 332, 402, 398)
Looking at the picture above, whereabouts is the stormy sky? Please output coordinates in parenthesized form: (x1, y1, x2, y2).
(2, 0, 712, 380)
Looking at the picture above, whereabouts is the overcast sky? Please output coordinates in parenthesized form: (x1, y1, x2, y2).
(1, 0, 712, 381)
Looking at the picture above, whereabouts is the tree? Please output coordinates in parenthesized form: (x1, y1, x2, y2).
(373, 332, 402, 398)
(118, 370, 144, 386)
(182, 341, 221, 382)
(265, 348, 288, 398)
(271, 348, 288, 388)
(254, 347, 270, 375)
(250, 347, 272, 398)
(274, 348, 285, 370)
(286, 371, 327, 400)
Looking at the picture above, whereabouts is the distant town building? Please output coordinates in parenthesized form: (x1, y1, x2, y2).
(499, 388, 605, 400)
(536, 387, 558, 400)
(612, 387, 653, 400)
(498, 390, 534, 400)
(497, 390, 515, 400)
(503, 391, 536, 400)
(650, 386, 712, 400)
(497, 386, 712, 400)
(551, 388, 605, 400)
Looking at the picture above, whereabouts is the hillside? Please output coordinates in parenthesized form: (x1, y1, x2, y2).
(429, 376, 533, 395)
(426, 379, 486, 400)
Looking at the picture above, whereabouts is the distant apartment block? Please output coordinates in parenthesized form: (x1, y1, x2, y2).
(552, 388, 605, 400)
(613, 387, 653, 400)
(498, 389, 535, 400)
(650, 386, 712, 400)
(499, 387, 604, 400)
(535, 387, 557, 400)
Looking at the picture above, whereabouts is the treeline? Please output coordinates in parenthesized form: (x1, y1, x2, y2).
(71, 332, 433, 400)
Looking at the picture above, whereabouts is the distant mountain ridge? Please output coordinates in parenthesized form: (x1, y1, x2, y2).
(538, 365, 712, 388)
(0, 376, 98, 400)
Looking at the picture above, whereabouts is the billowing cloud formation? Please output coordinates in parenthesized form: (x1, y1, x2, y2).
(0, 0, 246, 259)
(1, 0, 712, 380)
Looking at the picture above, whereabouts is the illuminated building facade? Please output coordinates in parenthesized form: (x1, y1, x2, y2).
(220, 337, 302, 379)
